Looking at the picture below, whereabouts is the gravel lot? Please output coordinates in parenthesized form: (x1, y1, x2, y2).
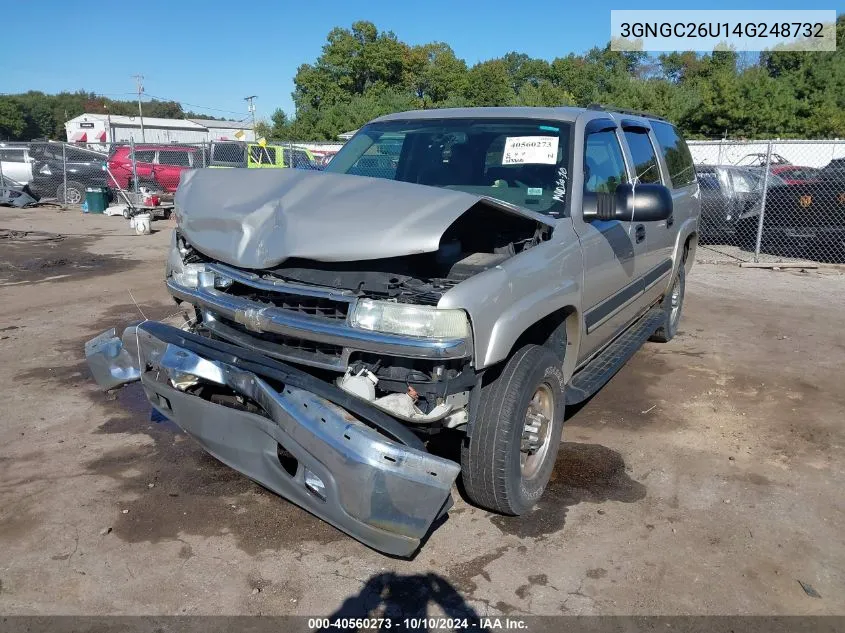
(1, 208, 843, 617)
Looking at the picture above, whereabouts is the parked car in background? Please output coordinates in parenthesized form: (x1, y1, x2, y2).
(283, 146, 318, 170)
(207, 141, 317, 170)
(762, 159, 845, 262)
(696, 164, 786, 245)
(28, 141, 108, 204)
(0, 174, 37, 207)
(770, 165, 819, 186)
(0, 144, 35, 184)
(108, 145, 204, 192)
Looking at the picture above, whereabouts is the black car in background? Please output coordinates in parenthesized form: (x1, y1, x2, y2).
(28, 141, 109, 204)
(695, 164, 786, 245)
(761, 158, 845, 262)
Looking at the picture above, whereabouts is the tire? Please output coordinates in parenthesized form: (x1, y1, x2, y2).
(461, 344, 565, 515)
(57, 181, 84, 205)
(649, 263, 685, 343)
(735, 218, 759, 250)
(122, 208, 131, 219)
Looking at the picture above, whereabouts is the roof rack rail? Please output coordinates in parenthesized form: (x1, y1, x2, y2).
(586, 103, 667, 122)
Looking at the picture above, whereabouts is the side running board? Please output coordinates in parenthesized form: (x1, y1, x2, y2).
(565, 307, 665, 405)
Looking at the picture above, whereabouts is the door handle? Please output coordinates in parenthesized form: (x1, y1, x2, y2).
(635, 224, 646, 243)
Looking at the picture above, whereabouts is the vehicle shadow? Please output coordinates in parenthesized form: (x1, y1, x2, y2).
(428, 409, 646, 542)
(319, 572, 490, 632)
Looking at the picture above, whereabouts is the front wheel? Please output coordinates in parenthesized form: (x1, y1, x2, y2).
(649, 263, 685, 343)
(461, 344, 565, 515)
(57, 181, 84, 205)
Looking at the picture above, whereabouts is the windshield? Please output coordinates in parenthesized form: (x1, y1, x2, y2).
(325, 118, 572, 216)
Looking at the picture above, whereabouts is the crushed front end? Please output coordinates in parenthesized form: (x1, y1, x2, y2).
(86, 237, 484, 557)
(85, 168, 552, 555)
(86, 318, 462, 557)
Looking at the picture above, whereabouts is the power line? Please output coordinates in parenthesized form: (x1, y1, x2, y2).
(143, 93, 249, 116)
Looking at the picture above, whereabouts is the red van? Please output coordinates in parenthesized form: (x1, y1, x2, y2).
(108, 145, 204, 192)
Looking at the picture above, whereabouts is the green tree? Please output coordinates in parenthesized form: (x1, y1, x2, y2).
(404, 43, 468, 106)
(0, 98, 26, 140)
(464, 60, 513, 106)
(548, 54, 602, 105)
(511, 81, 575, 107)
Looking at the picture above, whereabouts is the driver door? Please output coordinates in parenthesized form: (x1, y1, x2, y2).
(572, 124, 649, 363)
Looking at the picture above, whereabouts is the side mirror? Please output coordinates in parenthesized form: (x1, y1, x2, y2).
(583, 183, 673, 222)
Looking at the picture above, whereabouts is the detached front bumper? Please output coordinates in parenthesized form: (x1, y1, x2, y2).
(85, 321, 460, 557)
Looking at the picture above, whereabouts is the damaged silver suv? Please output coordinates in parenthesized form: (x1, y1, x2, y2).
(86, 106, 700, 556)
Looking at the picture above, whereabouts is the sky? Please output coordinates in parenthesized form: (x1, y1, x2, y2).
(2, 0, 839, 124)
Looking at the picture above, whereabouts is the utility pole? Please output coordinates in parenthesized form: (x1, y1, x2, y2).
(104, 104, 113, 144)
(133, 74, 146, 142)
(244, 95, 257, 140)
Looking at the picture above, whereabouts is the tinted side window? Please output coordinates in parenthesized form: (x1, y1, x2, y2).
(0, 149, 25, 162)
(132, 150, 156, 164)
(584, 130, 628, 194)
(42, 145, 64, 161)
(67, 148, 102, 163)
(213, 143, 245, 164)
(623, 130, 661, 184)
(651, 122, 695, 188)
(158, 151, 191, 167)
(789, 168, 815, 180)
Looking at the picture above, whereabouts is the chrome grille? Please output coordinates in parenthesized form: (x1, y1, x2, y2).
(224, 282, 350, 320)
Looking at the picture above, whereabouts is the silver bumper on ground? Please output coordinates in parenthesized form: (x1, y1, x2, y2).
(84, 322, 460, 557)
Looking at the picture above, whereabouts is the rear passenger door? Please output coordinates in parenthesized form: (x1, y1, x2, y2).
(131, 149, 156, 184)
(155, 150, 192, 191)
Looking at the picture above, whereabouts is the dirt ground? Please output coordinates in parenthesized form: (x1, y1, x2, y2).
(1, 207, 843, 617)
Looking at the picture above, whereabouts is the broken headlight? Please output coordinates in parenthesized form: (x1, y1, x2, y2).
(171, 263, 207, 288)
(171, 263, 233, 290)
(350, 299, 469, 339)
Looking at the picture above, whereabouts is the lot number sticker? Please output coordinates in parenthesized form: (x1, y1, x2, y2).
(502, 136, 559, 165)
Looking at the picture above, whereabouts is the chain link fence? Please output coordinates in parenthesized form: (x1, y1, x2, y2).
(0, 139, 342, 208)
(689, 139, 845, 264)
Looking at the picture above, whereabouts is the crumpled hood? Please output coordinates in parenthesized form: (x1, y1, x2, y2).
(175, 168, 551, 269)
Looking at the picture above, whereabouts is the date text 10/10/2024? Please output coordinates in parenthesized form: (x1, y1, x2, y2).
(307, 617, 529, 629)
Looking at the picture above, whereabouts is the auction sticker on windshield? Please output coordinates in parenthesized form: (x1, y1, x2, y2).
(503, 136, 559, 165)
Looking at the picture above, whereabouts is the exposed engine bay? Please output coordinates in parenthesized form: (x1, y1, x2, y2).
(182, 204, 551, 306)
